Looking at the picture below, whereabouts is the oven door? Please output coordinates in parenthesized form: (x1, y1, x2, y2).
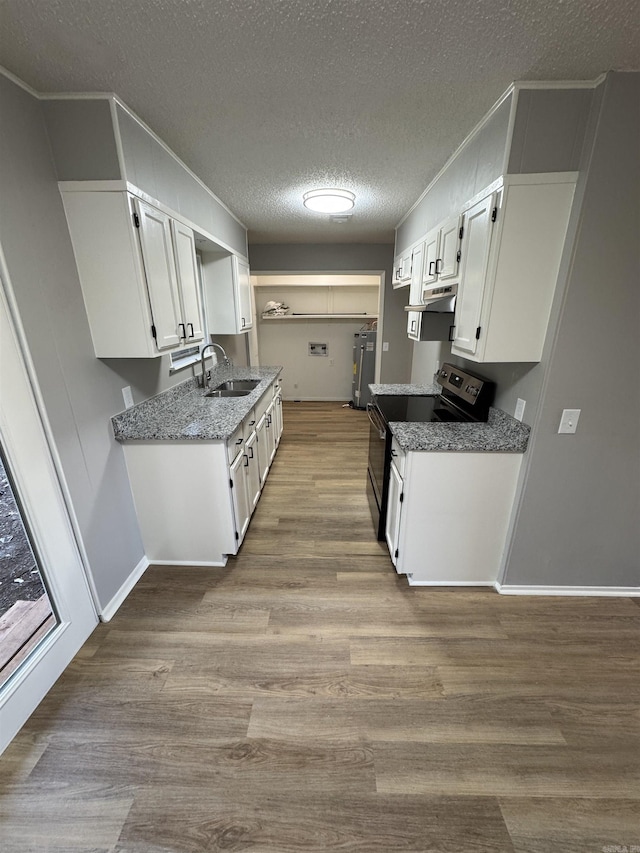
(366, 402, 388, 539)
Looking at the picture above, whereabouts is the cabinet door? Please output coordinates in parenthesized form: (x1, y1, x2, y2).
(256, 414, 270, 484)
(265, 400, 277, 464)
(438, 214, 462, 282)
(134, 199, 182, 351)
(171, 220, 204, 344)
(244, 430, 261, 510)
(273, 391, 283, 445)
(230, 449, 251, 546)
(422, 227, 440, 287)
(452, 192, 497, 356)
(408, 244, 423, 305)
(235, 257, 253, 332)
(385, 461, 404, 570)
(406, 310, 421, 342)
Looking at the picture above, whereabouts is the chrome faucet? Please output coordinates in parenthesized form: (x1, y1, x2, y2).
(199, 342, 231, 390)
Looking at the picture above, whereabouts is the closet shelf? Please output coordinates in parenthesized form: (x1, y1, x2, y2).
(261, 313, 378, 320)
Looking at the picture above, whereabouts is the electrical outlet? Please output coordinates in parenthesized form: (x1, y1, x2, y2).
(329, 358, 335, 366)
(382, 342, 389, 352)
(514, 398, 526, 421)
(558, 408, 581, 434)
(122, 386, 134, 409)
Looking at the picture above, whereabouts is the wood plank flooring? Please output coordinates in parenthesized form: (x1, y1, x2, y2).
(1, 401, 639, 852)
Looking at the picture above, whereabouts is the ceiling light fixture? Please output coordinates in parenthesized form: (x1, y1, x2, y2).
(303, 188, 355, 214)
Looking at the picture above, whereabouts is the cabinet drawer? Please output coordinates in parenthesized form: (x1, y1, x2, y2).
(226, 424, 245, 461)
(390, 437, 406, 478)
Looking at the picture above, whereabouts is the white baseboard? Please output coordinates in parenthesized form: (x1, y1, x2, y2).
(99, 555, 149, 622)
(283, 397, 351, 402)
(148, 558, 228, 567)
(496, 583, 640, 597)
(407, 579, 496, 587)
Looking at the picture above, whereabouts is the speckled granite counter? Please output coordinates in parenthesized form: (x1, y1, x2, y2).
(390, 407, 530, 453)
(369, 382, 530, 453)
(112, 365, 282, 442)
(369, 382, 441, 396)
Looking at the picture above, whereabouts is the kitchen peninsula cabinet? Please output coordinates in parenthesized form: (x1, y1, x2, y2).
(61, 190, 203, 357)
(451, 174, 576, 362)
(388, 449, 522, 584)
(112, 368, 283, 565)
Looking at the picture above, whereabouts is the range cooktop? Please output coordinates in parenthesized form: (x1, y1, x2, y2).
(373, 395, 465, 424)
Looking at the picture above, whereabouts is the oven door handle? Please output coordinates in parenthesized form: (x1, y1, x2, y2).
(366, 403, 386, 439)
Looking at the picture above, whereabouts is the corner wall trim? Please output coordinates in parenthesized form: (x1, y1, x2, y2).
(99, 555, 150, 622)
(496, 583, 640, 597)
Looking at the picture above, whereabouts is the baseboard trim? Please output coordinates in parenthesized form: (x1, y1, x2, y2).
(148, 558, 228, 567)
(407, 579, 496, 587)
(496, 583, 640, 597)
(99, 555, 149, 622)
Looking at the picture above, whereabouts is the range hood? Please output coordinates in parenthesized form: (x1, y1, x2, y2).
(404, 283, 457, 314)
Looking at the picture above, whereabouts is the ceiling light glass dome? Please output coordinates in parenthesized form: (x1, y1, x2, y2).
(303, 188, 355, 214)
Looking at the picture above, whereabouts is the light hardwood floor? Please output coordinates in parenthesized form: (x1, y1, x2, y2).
(1, 401, 639, 852)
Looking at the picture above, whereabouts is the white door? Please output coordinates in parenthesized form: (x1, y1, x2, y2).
(0, 281, 98, 755)
(453, 192, 497, 356)
(408, 244, 423, 305)
(171, 220, 204, 344)
(134, 199, 182, 351)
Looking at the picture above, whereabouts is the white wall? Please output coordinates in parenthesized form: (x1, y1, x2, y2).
(258, 318, 367, 400)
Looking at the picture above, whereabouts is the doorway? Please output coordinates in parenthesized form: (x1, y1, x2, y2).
(0, 275, 98, 755)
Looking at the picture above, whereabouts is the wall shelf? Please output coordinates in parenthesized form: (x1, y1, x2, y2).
(261, 313, 378, 320)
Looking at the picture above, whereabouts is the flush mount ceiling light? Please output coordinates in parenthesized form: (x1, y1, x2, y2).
(303, 188, 355, 214)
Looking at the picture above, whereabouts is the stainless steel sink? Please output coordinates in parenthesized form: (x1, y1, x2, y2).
(205, 389, 252, 398)
(213, 379, 261, 391)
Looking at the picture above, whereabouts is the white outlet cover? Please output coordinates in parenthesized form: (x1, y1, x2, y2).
(514, 398, 526, 422)
(382, 342, 389, 352)
(122, 386, 134, 409)
(558, 408, 581, 434)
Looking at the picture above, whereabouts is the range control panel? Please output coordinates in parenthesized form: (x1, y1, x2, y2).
(437, 363, 490, 407)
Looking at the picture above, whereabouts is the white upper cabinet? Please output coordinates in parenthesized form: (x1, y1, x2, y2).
(61, 190, 204, 358)
(421, 214, 463, 294)
(202, 253, 253, 335)
(452, 176, 576, 363)
(134, 198, 183, 351)
(392, 247, 413, 288)
(170, 219, 204, 345)
(450, 191, 499, 357)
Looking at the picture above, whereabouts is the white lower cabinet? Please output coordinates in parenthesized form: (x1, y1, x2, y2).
(244, 429, 261, 510)
(385, 460, 404, 570)
(120, 380, 282, 565)
(229, 446, 251, 545)
(388, 450, 522, 584)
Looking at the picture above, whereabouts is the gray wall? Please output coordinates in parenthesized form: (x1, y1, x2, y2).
(508, 89, 593, 174)
(0, 74, 179, 612)
(396, 95, 512, 254)
(116, 106, 248, 257)
(249, 243, 412, 384)
(42, 99, 122, 181)
(502, 72, 640, 588)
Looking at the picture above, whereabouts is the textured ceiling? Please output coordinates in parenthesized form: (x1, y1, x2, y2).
(1, 0, 639, 244)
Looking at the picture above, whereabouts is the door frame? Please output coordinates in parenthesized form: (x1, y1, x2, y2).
(0, 264, 98, 755)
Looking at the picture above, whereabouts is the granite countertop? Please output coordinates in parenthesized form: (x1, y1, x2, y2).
(111, 364, 282, 442)
(369, 382, 530, 453)
(369, 382, 441, 396)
